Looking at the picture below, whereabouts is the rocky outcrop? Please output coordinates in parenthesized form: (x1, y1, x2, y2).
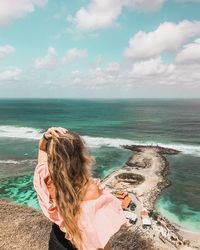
(0, 199, 52, 250)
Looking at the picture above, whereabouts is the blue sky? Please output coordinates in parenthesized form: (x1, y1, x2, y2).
(0, 0, 200, 98)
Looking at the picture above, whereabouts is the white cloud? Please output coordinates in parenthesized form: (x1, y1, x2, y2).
(62, 48, 87, 64)
(65, 55, 200, 90)
(175, 38, 200, 64)
(34, 47, 87, 69)
(106, 62, 120, 73)
(71, 0, 166, 30)
(28, 55, 200, 95)
(0, 45, 15, 58)
(176, 0, 200, 2)
(0, 68, 22, 81)
(0, 0, 47, 26)
(34, 47, 57, 70)
(130, 57, 175, 76)
(72, 0, 123, 30)
(126, 0, 165, 11)
(124, 20, 200, 60)
(67, 65, 118, 88)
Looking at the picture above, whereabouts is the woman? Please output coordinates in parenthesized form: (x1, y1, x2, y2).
(33, 127, 128, 250)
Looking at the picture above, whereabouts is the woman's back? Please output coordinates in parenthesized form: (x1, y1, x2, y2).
(34, 161, 128, 250)
(33, 127, 128, 250)
(45, 175, 103, 203)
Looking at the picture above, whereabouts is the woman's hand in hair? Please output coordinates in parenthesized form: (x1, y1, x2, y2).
(38, 127, 68, 153)
(44, 127, 68, 139)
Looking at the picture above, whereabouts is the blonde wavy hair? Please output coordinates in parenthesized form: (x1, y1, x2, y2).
(46, 130, 95, 250)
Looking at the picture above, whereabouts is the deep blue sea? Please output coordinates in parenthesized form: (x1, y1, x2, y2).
(0, 98, 200, 231)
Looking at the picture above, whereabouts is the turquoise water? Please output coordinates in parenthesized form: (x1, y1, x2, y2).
(0, 146, 132, 209)
(156, 154, 200, 231)
(0, 98, 200, 231)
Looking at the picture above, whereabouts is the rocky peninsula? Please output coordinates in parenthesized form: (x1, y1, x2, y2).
(101, 145, 200, 250)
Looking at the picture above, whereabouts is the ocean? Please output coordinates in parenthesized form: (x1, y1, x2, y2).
(0, 98, 200, 231)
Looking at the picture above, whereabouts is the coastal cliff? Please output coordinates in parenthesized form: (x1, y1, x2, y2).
(0, 145, 200, 250)
(0, 200, 51, 250)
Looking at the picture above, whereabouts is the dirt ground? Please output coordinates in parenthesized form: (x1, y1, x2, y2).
(0, 200, 52, 250)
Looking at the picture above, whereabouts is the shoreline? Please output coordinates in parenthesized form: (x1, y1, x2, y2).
(101, 144, 200, 250)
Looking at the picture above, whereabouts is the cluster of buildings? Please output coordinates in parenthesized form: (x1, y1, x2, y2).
(113, 190, 152, 228)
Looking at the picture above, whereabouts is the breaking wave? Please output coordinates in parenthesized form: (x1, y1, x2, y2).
(0, 125, 199, 156)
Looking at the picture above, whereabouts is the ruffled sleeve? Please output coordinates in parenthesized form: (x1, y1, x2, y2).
(33, 161, 64, 228)
(94, 190, 128, 248)
(80, 181, 129, 250)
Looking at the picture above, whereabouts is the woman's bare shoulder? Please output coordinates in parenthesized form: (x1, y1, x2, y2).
(82, 178, 102, 201)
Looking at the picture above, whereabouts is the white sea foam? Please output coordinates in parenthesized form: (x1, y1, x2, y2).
(156, 198, 200, 232)
(0, 160, 19, 164)
(0, 125, 42, 139)
(83, 136, 200, 157)
(82, 135, 136, 148)
(0, 159, 36, 164)
(0, 125, 199, 156)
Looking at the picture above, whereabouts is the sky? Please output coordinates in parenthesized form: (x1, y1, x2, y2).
(0, 0, 200, 98)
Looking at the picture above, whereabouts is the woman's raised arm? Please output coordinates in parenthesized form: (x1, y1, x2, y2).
(37, 137, 48, 164)
(37, 127, 68, 164)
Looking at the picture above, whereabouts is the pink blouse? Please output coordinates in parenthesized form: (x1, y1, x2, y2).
(33, 161, 128, 250)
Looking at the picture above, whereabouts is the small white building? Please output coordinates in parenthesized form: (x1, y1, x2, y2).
(124, 211, 137, 222)
(142, 217, 152, 227)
